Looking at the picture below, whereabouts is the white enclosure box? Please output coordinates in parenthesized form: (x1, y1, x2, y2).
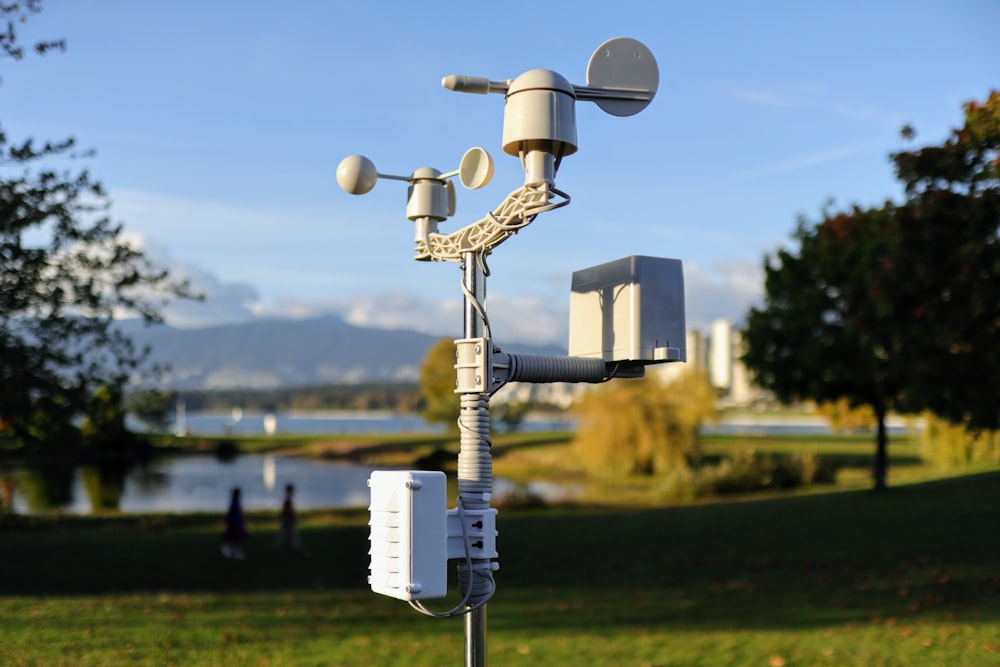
(568, 255, 686, 364)
(368, 471, 448, 601)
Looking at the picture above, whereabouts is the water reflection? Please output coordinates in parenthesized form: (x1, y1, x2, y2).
(15, 464, 77, 513)
(80, 462, 128, 511)
(1, 453, 579, 515)
(1, 454, 382, 515)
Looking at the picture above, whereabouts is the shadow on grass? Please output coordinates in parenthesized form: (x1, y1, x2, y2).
(3, 472, 999, 631)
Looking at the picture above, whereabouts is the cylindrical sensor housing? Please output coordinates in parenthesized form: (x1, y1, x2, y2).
(502, 69, 578, 158)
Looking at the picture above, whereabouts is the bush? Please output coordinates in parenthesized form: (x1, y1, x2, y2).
(920, 413, 1000, 469)
(659, 450, 836, 500)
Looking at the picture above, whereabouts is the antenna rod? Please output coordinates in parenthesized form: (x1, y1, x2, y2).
(573, 85, 652, 102)
(442, 75, 510, 95)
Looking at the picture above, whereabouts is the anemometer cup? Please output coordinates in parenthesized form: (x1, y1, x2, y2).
(336, 155, 379, 195)
(457, 147, 495, 190)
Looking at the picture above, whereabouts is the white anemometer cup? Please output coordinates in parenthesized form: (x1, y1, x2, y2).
(336, 147, 495, 250)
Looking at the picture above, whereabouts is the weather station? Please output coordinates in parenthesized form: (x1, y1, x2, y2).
(336, 37, 686, 667)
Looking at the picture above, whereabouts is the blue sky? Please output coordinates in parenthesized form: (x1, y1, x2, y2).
(4, 1, 997, 345)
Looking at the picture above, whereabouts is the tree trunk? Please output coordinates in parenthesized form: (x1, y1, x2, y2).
(872, 406, 889, 492)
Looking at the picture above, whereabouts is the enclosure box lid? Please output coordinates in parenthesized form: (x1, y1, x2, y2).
(368, 470, 447, 601)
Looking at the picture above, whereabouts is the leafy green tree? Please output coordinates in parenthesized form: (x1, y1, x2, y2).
(418, 338, 460, 429)
(1, 2, 193, 449)
(127, 388, 176, 432)
(743, 204, 903, 490)
(80, 384, 131, 450)
(493, 400, 531, 433)
(742, 92, 999, 491)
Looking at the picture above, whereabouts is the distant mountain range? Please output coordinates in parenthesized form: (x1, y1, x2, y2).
(120, 315, 564, 390)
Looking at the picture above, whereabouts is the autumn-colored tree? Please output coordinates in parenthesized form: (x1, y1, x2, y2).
(815, 397, 876, 435)
(418, 338, 460, 429)
(889, 93, 1000, 431)
(743, 92, 999, 491)
(573, 369, 716, 477)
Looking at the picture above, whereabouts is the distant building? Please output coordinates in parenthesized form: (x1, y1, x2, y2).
(685, 329, 708, 373)
(709, 319, 733, 391)
(729, 329, 755, 404)
(492, 380, 583, 409)
(705, 319, 763, 406)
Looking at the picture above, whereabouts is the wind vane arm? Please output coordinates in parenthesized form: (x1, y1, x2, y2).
(415, 182, 570, 262)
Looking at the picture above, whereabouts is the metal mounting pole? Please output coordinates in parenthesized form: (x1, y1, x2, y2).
(459, 251, 490, 667)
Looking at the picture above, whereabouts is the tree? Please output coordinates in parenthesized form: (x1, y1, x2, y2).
(492, 400, 531, 433)
(80, 383, 131, 450)
(742, 92, 999, 491)
(418, 338, 460, 429)
(1, 2, 193, 449)
(889, 93, 1000, 432)
(127, 388, 176, 433)
(572, 369, 716, 477)
(815, 397, 876, 435)
(742, 204, 903, 491)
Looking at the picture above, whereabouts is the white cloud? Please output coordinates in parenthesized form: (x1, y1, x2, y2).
(683, 259, 764, 332)
(112, 190, 287, 240)
(725, 83, 827, 108)
(761, 144, 869, 174)
(122, 232, 764, 345)
(289, 292, 569, 347)
(122, 234, 262, 328)
(726, 89, 794, 107)
(833, 103, 903, 128)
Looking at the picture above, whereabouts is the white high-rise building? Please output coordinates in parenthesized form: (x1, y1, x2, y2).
(729, 328, 754, 404)
(709, 319, 732, 391)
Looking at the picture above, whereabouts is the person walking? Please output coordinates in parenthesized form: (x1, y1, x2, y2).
(272, 483, 306, 554)
(221, 487, 247, 560)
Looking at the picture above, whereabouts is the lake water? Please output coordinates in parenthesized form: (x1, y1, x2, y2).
(167, 411, 576, 436)
(0, 454, 574, 516)
(2, 413, 912, 515)
(2, 455, 379, 515)
(166, 410, 910, 438)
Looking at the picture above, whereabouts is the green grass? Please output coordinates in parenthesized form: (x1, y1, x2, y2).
(3, 470, 999, 666)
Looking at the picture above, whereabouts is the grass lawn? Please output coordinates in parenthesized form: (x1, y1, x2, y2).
(2, 466, 998, 666)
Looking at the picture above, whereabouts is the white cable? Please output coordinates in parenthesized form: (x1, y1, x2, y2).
(407, 497, 496, 618)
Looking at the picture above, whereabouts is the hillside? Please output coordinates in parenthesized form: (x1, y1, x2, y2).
(120, 315, 564, 390)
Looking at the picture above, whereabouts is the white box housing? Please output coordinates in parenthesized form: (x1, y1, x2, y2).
(368, 470, 448, 601)
(568, 255, 686, 364)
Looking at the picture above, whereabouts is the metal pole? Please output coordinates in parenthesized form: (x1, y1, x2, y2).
(465, 607, 487, 667)
(460, 251, 489, 667)
(463, 252, 485, 340)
